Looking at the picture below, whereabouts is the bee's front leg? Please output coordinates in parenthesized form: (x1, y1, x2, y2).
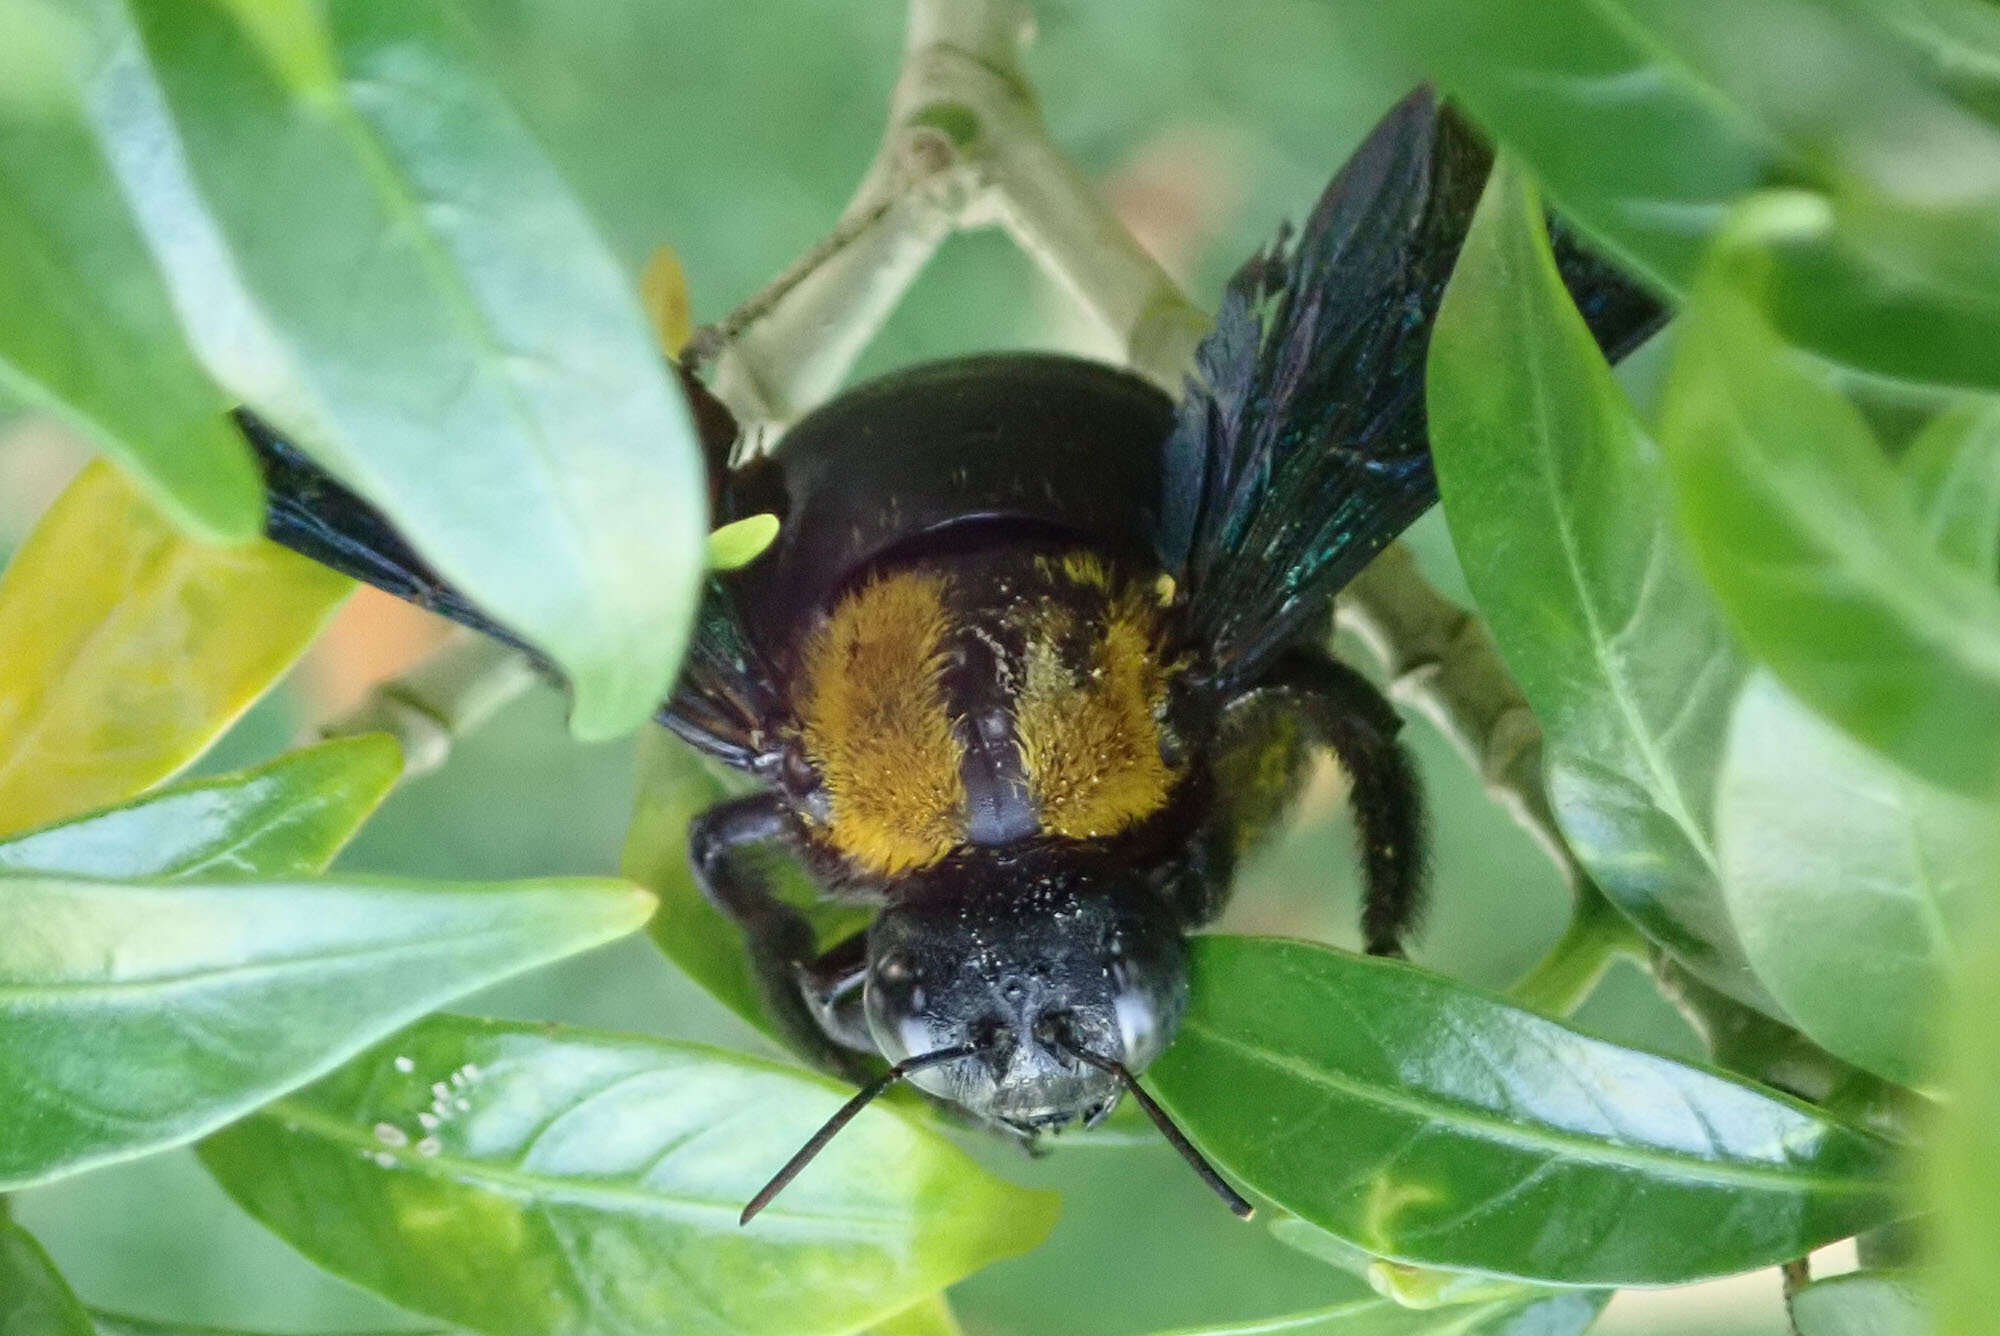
(687, 793, 877, 1081)
(795, 930, 875, 1055)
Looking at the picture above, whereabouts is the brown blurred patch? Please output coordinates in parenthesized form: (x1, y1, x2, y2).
(296, 585, 454, 719)
(1103, 124, 1251, 286)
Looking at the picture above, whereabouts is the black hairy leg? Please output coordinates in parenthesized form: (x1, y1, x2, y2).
(1253, 647, 1427, 958)
(687, 793, 874, 1080)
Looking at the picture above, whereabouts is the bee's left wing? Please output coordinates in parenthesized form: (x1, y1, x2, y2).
(243, 377, 785, 769)
(1158, 88, 1666, 689)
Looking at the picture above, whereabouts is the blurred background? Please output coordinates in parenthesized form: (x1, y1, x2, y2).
(1, 1, 1815, 1331)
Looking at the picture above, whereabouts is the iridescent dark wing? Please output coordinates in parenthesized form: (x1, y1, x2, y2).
(243, 376, 783, 768)
(1158, 87, 1667, 689)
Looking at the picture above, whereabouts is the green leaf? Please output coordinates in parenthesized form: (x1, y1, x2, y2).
(0, 461, 351, 838)
(0, 733, 401, 880)
(622, 728, 871, 1043)
(1427, 157, 1766, 1012)
(199, 1015, 1059, 1336)
(1789, 1270, 1930, 1336)
(1659, 196, 2000, 797)
(1142, 1289, 1604, 1336)
(1, 1217, 94, 1336)
(1932, 913, 2000, 1336)
(0, 2, 260, 542)
(1871, 0, 2000, 127)
(1149, 937, 1898, 1285)
(707, 514, 780, 572)
(1348, 0, 2000, 389)
(1718, 673, 2000, 1089)
(1900, 399, 2000, 582)
(72, 0, 707, 741)
(0, 874, 652, 1190)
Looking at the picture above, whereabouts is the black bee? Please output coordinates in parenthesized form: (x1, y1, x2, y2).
(242, 89, 1664, 1222)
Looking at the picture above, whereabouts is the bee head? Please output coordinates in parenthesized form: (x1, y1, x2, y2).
(739, 850, 1252, 1226)
(862, 853, 1187, 1134)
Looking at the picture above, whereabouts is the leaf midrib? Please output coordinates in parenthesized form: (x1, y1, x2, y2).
(1508, 224, 1724, 874)
(1178, 1017, 1884, 1197)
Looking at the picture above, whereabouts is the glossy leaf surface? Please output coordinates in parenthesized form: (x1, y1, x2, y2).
(0, 461, 350, 838)
(0, 875, 652, 1189)
(200, 1015, 1058, 1336)
(1149, 937, 1898, 1285)
(0, 2, 259, 541)
(73, 0, 706, 740)
(0, 733, 401, 881)
(1789, 1270, 1929, 1336)
(1719, 674, 1999, 1089)
(1144, 1290, 1604, 1336)
(1428, 159, 1763, 1010)
(1, 1218, 95, 1336)
(1660, 201, 2000, 797)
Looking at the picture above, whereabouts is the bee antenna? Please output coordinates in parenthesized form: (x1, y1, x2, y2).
(1062, 1039, 1254, 1220)
(740, 1044, 977, 1226)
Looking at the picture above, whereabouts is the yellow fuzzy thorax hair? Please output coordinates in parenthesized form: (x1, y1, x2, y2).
(796, 569, 967, 874)
(794, 553, 1181, 877)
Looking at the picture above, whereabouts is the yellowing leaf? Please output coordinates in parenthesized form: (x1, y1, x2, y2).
(0, 461, 350, 836)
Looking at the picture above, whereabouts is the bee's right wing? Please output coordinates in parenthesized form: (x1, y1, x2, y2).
(242, 380, 785, 771)
(1157, 88, 1666, 691)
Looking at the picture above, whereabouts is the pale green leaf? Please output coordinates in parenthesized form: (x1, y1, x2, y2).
(0, 0, 259, 541)
(72, 0, 706, 740)
(1719, 673, 2000, 1088)
(200, 1015, 1059, 1336)
(0, 875, 653, 1189)
(1790, 1269, 1930, 1336)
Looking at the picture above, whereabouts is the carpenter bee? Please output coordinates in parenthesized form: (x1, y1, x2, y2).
(241, 89, 1664, 1222)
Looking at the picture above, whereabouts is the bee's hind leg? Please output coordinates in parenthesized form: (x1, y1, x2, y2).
(1256, 648, 1428, 959)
